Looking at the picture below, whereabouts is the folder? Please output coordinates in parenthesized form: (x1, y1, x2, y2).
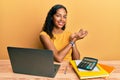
(70, 60, 115, 79)
(98, 63, 115, 74)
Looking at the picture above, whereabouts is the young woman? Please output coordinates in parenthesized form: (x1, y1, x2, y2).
(40, 4, 88, 62)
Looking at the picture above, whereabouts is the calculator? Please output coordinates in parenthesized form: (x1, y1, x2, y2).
(77, 57, 98, 70)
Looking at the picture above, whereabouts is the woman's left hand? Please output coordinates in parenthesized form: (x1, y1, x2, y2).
(77, 29, 88, 39)
(70, 29, 88, 42)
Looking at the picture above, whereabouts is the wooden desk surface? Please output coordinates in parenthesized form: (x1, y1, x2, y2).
(0, 60, 120, 80)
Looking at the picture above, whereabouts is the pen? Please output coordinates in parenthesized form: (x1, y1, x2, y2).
(64, 66, 68, 74)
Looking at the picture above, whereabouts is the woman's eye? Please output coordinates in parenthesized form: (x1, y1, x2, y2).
(56, 15, 60, 17)
(64, 16, 67, 19)
(55, 14, 67, 19)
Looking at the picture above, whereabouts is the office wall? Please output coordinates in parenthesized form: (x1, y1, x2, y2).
(0, 0, 120, 60)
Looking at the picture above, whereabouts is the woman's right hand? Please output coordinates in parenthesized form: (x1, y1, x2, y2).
(70, 29, 88, 42)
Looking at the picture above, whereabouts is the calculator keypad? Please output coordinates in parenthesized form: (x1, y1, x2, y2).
(77, 57, 98, 70)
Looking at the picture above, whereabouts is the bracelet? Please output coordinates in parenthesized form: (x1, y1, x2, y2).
(70, 41, 75, 47)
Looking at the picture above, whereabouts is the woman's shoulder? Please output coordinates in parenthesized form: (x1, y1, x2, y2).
(40, 31, 47, 35)
(40, 31, 50, 38)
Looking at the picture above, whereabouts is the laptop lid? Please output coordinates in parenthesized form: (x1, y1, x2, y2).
(7, 46, 60, 77)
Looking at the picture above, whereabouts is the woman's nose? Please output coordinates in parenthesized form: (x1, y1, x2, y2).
(60, 16, 65, 21)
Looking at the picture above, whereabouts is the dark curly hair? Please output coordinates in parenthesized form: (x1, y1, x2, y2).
(42, 4, 67, 38)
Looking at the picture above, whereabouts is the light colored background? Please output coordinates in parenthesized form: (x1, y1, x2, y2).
(0, 0, 120, 60)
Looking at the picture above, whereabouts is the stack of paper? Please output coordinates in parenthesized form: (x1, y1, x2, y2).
(70, 60, 115, 79)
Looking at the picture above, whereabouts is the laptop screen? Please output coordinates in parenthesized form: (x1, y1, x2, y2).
(7, 46, 60, 77)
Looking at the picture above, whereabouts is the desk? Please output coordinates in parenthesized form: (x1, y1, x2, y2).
(0, 60, 120, 80)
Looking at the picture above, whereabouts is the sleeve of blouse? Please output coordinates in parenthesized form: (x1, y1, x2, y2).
(39, 31, 50, 39)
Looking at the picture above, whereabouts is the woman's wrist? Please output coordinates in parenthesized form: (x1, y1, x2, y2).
(69, 36, 77, 47)
(72, 37, 77, 42)
(70, 41, 75, 47)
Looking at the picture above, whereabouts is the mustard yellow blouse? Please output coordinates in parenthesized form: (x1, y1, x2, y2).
(39, 30, 72, 61)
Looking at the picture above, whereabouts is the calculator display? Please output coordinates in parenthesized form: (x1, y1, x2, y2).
(77, 57, 98, 70)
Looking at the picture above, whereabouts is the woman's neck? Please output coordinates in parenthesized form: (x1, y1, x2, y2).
(52, 28, 63, 34)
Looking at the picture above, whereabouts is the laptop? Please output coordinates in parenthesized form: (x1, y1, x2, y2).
(7, 46, 60, 78)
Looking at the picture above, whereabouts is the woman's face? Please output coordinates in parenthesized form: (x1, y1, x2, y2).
(53, 8, 67, 29)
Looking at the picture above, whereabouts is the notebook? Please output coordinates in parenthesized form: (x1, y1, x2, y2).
(70, 60, 114, 79)
(7, 46, 60, 78)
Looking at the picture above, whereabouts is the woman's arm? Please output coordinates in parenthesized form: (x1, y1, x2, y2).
(40, 34, 72, 62)
(70, 29, 88, 60)
(69, 38, 80, 60)
(71, 43, 80, 60)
